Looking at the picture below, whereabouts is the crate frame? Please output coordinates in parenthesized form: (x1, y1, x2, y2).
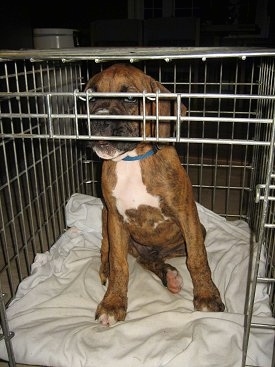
(0, 47, 274, 367)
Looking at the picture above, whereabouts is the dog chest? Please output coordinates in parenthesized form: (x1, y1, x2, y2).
(112, 160, 160, 221)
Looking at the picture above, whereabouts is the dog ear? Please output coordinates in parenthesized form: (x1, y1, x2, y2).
(148, 78, 187, 138)
(83, 73, 98, 92)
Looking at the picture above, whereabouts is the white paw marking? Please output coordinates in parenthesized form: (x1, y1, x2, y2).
(199, 306, 211, 312)
(98, 313, 116, 326)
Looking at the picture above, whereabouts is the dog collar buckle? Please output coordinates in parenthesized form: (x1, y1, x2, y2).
(122, 144, 159, 161)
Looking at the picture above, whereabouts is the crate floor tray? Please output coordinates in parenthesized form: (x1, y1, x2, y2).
(0, 194, 273, 367)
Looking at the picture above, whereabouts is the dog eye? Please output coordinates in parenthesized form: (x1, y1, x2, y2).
(124, 95, 137, 103)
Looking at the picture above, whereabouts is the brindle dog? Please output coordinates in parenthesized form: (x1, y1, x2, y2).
(84, 63, 225, 326)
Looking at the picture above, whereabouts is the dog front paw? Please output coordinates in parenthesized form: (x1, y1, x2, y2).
(97, 313, 117, 326)
(193, 293, 225, 312)
(95, 300, 127, 326)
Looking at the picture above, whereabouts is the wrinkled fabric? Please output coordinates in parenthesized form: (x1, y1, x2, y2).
(0, 194, 273, 367)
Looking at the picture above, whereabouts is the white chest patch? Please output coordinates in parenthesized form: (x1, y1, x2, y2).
(112, 160, 160, 221)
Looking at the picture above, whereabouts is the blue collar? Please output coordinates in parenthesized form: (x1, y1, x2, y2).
(122, 145, 159, 161)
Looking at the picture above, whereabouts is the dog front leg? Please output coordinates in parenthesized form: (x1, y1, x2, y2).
(179, 204, 225, 312)
(99, 206, 109, 285)
(96, 211, 129, 326)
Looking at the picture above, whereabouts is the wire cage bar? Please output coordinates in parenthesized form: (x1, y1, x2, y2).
(0, 47, 274, 367)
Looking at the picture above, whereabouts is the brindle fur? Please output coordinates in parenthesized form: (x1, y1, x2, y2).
(85, 64, 225, 325)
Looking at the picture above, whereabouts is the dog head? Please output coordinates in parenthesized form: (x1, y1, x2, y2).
(84, 63, 186, 160)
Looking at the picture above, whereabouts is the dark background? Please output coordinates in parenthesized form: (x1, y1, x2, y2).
(0, 0, 274, 49)
(0, 0, 128, 48)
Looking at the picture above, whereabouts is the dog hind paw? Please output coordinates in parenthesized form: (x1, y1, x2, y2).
(166, 269, 183, 294)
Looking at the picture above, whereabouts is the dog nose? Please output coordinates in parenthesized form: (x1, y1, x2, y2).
(90, 120, 113, 136)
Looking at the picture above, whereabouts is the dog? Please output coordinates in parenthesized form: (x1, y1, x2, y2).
(84, 63, 225, 326)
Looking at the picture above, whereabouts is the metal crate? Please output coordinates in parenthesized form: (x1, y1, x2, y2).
(0, 47, 274, 367)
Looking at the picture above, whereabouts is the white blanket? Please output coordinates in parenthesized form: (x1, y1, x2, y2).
(0, 193, 274, 367)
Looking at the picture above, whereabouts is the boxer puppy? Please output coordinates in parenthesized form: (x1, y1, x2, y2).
(84, 63, 225, 326)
